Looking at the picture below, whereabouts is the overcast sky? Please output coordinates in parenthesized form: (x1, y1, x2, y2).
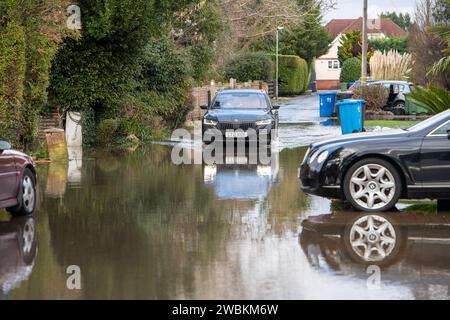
(323, 0, 417, 21)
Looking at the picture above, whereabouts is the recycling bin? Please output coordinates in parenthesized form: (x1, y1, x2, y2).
(319, 92, 337, 117)
(337, 99, 365, 135)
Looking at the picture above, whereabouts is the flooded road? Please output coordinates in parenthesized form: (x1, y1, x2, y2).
(1, 144, 449, 300)
(1, 95, 449, 300)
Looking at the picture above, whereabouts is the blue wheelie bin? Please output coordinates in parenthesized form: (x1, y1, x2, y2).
(337, 99, 365, 135)
(319, 92, 337, 117)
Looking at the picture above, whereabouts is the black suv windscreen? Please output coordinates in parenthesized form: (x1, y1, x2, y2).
(212, 92, 269, 109)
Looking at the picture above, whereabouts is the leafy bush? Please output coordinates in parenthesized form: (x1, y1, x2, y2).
(353, 85, 389, 112)
(269, 54, 309, 95)
(369, 37, 407, 54)
(0, 1, 66, 148)
(0, 21, 25, 146)
(223, 53, 273, 82)
(408, 85, 450, 114)
(338, 31, 375, 64)
(340, 57, 361, 83)
(97, 119, 120, 144)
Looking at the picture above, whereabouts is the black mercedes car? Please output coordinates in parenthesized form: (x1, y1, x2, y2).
(201, 89, 279, 144)
(300, 109, 450, 212)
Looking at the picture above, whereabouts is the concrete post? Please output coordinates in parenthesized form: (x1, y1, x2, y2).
(45, 128, 68, 162)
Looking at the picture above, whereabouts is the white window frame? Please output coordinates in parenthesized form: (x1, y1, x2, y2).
(328, 60, 339, 70)
(427, 120, 450, 137)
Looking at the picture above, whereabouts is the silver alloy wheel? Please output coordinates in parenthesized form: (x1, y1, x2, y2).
(349, 164, 396, 210)
(22, 219, 35, 254)
(349, 215, 396, 262)
(22, 176, 35, 212)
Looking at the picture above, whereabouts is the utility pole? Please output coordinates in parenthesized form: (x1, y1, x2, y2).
(361, 0, 368, 86)
(275, 26, 284, 98)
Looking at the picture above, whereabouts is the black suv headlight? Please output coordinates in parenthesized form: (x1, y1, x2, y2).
(204, 118, 218, 126)
(255, 119, 272, 126)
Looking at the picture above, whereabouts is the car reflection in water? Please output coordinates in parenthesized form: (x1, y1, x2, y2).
(0, 216, 37, 298)
(203, 149, 279, 200)
(300, 211, 450, 290)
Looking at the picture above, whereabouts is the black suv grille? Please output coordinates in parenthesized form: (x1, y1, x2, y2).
(218, 122, 256, 131)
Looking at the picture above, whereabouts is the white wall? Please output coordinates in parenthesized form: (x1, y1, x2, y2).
(315, 32, 387, 81)
(315, 59, 341, 80)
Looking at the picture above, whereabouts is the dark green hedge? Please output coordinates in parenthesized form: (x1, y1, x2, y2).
(269, 54, 309, 95)
(340, 57, 361, 83)
(0, 22, 25, 145)
(223, 52, 273, 82)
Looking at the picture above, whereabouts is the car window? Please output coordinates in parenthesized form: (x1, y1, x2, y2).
(212, 92, 269, 109)
(430, 121, 450, 136)
(399, 85, 405, 92)
(408, 110, 450, 132)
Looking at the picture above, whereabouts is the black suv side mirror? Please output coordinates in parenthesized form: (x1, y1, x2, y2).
(200, 104, 209, 110)
(272, 104, 280, 110)
(0, 140, 11, 152)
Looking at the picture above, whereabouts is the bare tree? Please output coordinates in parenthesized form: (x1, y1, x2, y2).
(408, 0, 449, 88)
(211, 0, 335, 69)
(219, 0, 335, 40)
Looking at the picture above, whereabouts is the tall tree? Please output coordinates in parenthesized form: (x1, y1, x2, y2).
(428, 0, 450, 76)
(337, 31, 375, 64)
(408, 0, 449, 88)
(380, 11, 412, 31)
(248, 1, 332, 68)
(214, 0, 336, 68)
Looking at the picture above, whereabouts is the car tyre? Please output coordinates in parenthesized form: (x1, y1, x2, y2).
(7, 168, 36, 216)
(342, 214, 406, 266)
(343, 158, 402, 212)
(392, 102, 406, 115)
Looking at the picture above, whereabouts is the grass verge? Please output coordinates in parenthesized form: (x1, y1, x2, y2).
(365, 120, 420, 128)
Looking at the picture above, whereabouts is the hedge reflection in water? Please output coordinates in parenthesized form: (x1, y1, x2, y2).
(9, 144, 309, 299)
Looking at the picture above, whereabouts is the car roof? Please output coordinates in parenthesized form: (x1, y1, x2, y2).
(370, 80, 412, 85)
(218, 89, 266, 94)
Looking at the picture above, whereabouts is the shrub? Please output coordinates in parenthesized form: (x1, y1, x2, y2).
(353, 85, 389, 112)
(224, 52, 273, 82)
(370, 50, 413, 81)
(340, 57, 361, 83)
(408, 85, 450, 114)
(269, 54, 309, 95)
(338, 31, 375, 65)
(97, 119, 120, 144)
(369, 37, 407, 54)
(0, 21, 25, 146)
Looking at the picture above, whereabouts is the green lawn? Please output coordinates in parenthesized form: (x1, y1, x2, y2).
(365, 120, 420, 128)
(271, 98, 290, 104)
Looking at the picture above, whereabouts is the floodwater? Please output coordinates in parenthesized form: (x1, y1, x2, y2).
(1, 95, 449, 299)
(1, 144, 449, 300)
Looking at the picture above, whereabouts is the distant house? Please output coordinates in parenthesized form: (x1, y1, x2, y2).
(315, 18, 406, 91)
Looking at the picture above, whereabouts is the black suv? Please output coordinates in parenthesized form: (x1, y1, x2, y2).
(201, 89, 280, 144)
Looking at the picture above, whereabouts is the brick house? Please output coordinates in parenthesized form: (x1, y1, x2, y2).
(315, 17, 407, 91)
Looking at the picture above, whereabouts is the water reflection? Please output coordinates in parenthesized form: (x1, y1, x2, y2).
(204, 150, 279, 200)
(301, 211, 450, 297)
(3, 143, 449, 299)
(0, 216, 37, 298)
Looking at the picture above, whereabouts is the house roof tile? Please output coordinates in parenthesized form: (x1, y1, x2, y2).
(326, 18, 406, 38)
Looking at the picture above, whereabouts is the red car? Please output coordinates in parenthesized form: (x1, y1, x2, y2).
(0, 140, 37, 216)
